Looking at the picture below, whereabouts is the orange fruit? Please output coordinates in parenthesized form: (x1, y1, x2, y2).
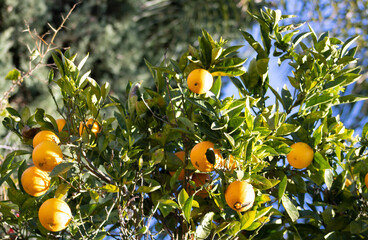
(345, 178, 352, 187)
(286, 142, 314, 169)
(187, 69, 213, 94)
(190, 173, 210, 197)
(33, 130, 60, 148)
(215, 154, 237, 171)
(225, 181, 255, 212)
(56, 119, 66, 132)
(32, 141, 63, 172)
(38, 198, 72, 232)
(79, 118, 100, 136)
(169, 151, 185, 180)
(190, 141, 221, 172)
(21, 166, 50, 197)
(365, 173, 368, 189)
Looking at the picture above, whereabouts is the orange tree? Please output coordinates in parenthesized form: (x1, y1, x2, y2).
(2, 8, 368, 239)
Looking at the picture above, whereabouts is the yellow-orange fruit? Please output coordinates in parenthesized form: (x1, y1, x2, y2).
(33, 130, 60, 148)
(187, 69, 213, 94)
(56, 119, 66, 132)
(169, 151, 185, 180)
(21, 166, 50, 197)
(190, 141, 221, 172)
(38, 198, 72, 232)
(32, 141, 63, 172)
(286, 142, 314, 169)
(225, 181, 255, 212)
(79, 118, 100, 136)
(365, 173, 368, 189)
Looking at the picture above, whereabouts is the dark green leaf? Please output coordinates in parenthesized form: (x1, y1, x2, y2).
(49, 162, 75, 177)
(340, 35, 359, 57)
(278, 174, 287, 200)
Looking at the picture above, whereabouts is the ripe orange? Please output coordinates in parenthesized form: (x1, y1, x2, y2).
(21, 166, 50, 197)
(56, 119, 66, 132)
(215, 154, 237, 171)
(365, 173, 368, 189)
(190, 173, 210, 197)
(225, 181, 255, 212)
(32, 141, 63, 172)
(79, 118, 100, 136)
(169, 151, 185, 180)
(286, 142, 314, 169)
(190, 141, 221, 172)
(187, 69, 213, 94)
(38, 198, 72, 232)
(33, 130, 60, 148)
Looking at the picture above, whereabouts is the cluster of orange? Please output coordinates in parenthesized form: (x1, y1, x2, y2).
(185, 70, 255, 212)
(185, 69, 338, 212)
(20, 118, 100, 232)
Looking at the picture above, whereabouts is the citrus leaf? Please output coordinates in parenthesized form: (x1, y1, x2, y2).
(178, 188, 189, 208)
(281, 195, 299, 222)
(49, 162, 74, 177)
(240, 210, 256, 230)
(196, 212, 215, 239)
(183, 196, 193, 222)
(55, 183, 71, 199)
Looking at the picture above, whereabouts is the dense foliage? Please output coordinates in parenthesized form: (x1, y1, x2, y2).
(2, 6, 368, 240)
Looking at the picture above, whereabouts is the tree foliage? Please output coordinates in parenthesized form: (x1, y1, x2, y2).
(2, 7, 368, 240)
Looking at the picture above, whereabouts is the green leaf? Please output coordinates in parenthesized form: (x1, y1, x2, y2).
(183, 196, 193, 222)
(5, 69, 21, 81)
(324, 169, 334, 190)
(137, 185, 161, 193)
(240, 210, 256, 230)
(281, 85, 293, 111)
(158, 199, 179, 209)
(292, 32, 312, 46)
(276, 123, 300, 136)
(305, 94, 334, 108)
(55, 183, 71, 199)
(101, 184, 119, 193)
(196, 212, 215, 239)
(0, 160, 24, 186)
(313, 152, 331, 170)
(211, 76, 221, 99)
(281, 195, 299, 222)
(278, 174, 287, 200)
(303, 111, 328, 124)
(49, 162, 74, 177)
(336, 95, 368, 105)
(251, 175, 274, 190)
(178, 188, 189, 208)
(216, 57, 247, 69)
(241, 31, 266, 58)
(256, 58, 269, 75)
(350, 220, 368, 234)
(340, 35, 359, 57)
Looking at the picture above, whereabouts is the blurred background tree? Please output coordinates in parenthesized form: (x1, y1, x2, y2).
(0, 0, 266, 108)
